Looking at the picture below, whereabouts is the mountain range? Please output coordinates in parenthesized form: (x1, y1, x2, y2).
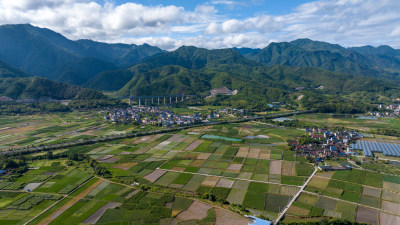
(0, 24, 399, 104)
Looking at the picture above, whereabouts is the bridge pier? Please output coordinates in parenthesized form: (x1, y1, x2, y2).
(139, 98, 141, 107)
(170, 97, 172, 104)
(158, 97, 160, 105)
(164, 97, 166, 105)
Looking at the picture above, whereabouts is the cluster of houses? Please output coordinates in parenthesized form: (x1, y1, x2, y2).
(291, 128, 362, 161)
(102, 106, 205, 126)
(375, 104, 400, 116)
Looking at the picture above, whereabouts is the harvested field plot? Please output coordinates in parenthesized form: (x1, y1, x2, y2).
(201, 176, 220, 187)
(269, 160, 282, 175)
(356, 206, 379, 225)
(216, 178, 234, 188)
(144, 169, 167, 183)
(112, 162, 138, 170)
(362, 186, 381, 198)
(382, 190, 400, 203)
(380, 212, 400, 225)
(236, 147, 249, 157)
(177, 201, 212, 221)
(185, 140, 203, 151)
(381, 200, 400, 215)
(282, 161, 296, 176)
(214, 208, 252, 225)
(227, 163, 243, 171)
(247, 148, 261, 158)
(383, 181, 400, 193)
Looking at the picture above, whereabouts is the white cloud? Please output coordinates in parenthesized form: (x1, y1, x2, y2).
(0, 0, 399, 50)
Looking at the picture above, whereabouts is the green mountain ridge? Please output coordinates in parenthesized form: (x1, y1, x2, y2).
(114, 46, 400, 107)
(0, 24, 163, 84)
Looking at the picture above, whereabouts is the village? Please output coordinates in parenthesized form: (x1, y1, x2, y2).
(290, 128, 362, 169)
(101, 106, 246, 126)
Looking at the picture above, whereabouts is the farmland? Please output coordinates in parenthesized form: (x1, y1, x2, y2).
(1, 111, 400, 224)
(285, 169, 400, 225)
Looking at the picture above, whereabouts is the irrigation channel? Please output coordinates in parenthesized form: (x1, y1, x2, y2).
(1, 110, 313, 156)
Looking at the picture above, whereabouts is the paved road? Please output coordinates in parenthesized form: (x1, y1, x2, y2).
(273, 167, 318, 225)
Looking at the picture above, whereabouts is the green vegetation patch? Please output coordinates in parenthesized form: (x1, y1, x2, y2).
(315, 196, 337, 211)
(335, 201, 357, 221)
(172, 197, 193, 211)
(243, 191, 265, 210)
(332, 170, 350, 181)
(295, 163, 314, 176)
(248, 182, 268, 193)
(265, 194, 289, 212)
(340, 191, 360, 203)
(359, 195, 379, 208)
(281, 176, 305, 186)
(384, 174, 400, 184)
(172, 173, 194, 185)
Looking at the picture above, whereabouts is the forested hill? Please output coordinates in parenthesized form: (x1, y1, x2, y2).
(244, 38, 400, 80)
(0, 60, 27, 78)
(0, 62, 106, 100)
(114, 46, 400, 105)
(0, 24, 163, 85)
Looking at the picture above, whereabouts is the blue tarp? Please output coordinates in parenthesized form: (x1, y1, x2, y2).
(246, 216, 271, 225)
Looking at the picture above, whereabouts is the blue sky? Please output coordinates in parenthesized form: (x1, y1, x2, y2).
(1, 0, 400, 50)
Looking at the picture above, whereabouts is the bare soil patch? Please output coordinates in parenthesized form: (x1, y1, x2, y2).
(185, 140, 203, 151)
(381, 200, 400, 214)
(380, 212, 400, 225)
(227, 164, 243, 171)
(356, 206, 378, 225)
(215, 207, 252, 225)
(236, 147, 249, 157)
(282, 161, 296, 176)
(112, 162, 138, 170)
(269, 160, 282, 175)
(362, 186, 381, 198)
(216, 178, 234, 188)
(171, 167, 186, 172)
(177, 201, 212, 221)
(99, 156, 121, 163)
(247, 148, 261, 158)
(144, 170, 167, 183)
(197, 153, 211, 160)
(201, 176, 220, 187)
(83, 202, 121, 224)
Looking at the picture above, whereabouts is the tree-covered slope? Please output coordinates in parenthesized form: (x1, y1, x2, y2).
(244, 39, 400, 80)
(114, 46, 400, 104)
(0, 24, 163, 85)
(0, 60, 27, 78)
(0, 76, 106, 100)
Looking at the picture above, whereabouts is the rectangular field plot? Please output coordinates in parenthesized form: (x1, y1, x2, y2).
(226, 189, 247, 205)
(182, 175, 206, 192)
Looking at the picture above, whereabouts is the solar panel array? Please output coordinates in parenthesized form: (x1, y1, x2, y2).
(353, 141, 400, 157)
